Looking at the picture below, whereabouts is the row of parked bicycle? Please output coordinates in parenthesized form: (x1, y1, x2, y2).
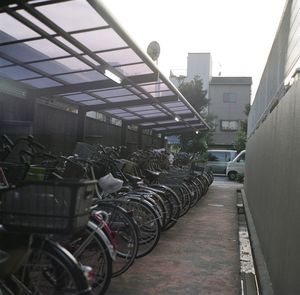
(0, 135, 213, 295)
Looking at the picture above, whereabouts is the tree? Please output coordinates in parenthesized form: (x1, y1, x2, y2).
(177, 76, 209, 113)
(233, 103, 251, 152)
(175, 76, 212, 153)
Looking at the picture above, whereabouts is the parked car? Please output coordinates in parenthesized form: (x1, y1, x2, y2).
(207, 149, 237, 174)
(226, 150, 246, 180)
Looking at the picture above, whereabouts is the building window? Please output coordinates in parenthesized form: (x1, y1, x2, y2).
(86, 111, 106, 122)
(111, 117, 122, 127)
(142, 129, 152, 135)
(208, 151, 226, 162)
(128, 124, 138, 131)
(223, 92, 237, 103)
(220, 120, 239, 131)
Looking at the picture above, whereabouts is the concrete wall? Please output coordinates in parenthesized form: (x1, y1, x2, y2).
(0, 94, 161, 154)
(34, 104, 78, 153)
(248, 0, 300, 136)
(208, 77, 251, 147)
(244, 78, 300, 295)
(85, 118, 122, 147)
(186, 53, 212, 91)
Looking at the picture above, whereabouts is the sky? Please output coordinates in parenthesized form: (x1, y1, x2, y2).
(101, 0, 287, 101)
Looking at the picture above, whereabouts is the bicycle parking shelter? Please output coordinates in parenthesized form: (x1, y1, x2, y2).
(0, 0, 209, 149)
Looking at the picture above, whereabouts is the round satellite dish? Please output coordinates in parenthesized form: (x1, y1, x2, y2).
(147, 41, 160, 61)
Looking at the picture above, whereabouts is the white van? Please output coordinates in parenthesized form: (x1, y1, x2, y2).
(226, 150, 246, 180)
(207, 150, 237, 174)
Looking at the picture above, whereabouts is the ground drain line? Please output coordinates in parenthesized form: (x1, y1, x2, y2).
(237, 190, 260, 295)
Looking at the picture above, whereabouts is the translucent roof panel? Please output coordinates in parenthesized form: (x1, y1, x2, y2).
(185, 116, 198, 121)
(25, 39, 69, 59)
(55, 37, 83, 54)
(106, 95, 141, 103)
(0, 66, 41, 80)
(72, 29, 127, 52)
(191, 123, 204, 126)
(127, 105, 156, 112)
(128, 86, 143, 95)
(163, 102, 184, 108)
(115, 112, 134, 118)
(123, 116, 140, 120)
(0, 40, 69, 63)
(0, 1, 208, 132)
(21, 77, 62, 88)
(65, 93, 96, 102)
(0, 57, 12, 67)
(82, 55, 99, 65)
(169, 106, 189, 111)
(151, 90, 174, 98)
(137, 110, 163, 116)
(92, 88, 132, 98)
(97, 48, 142, 66)
(140, 83, 169, 92)
(56, 70, 107, 84)
(36, 0, 108, 32)
(18, 10, 56, 35)
(106, 109, 129, 115)
(30, 57, 91, 75)
(0, 14, 40, 44)
(80, 99, 105, 105)
(174, 110, 191, 114)
(116, 63, 153, 76)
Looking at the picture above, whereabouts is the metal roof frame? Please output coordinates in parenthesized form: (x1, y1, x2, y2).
(0, 0, 209, 133)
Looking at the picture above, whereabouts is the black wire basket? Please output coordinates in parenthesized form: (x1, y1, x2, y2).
(0, 162, 29, 184)
(0, 180, 96, 234)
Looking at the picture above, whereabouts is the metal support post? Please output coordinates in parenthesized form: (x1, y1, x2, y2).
(77, 107, 86, 142)
(121, 121, 128, 146)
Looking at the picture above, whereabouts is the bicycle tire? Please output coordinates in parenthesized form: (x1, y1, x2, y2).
(16, 236, 91, 295)
(70, 222, 112, 295)
(96, 202, 139, 277)
(119, 196, 161, 258)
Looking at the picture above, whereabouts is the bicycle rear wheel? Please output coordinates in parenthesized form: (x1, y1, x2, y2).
(96, 201, 139, 277)
(119, 196, 161, 258)
(70, 222, 112, 295)
(15, 237, 91, 295)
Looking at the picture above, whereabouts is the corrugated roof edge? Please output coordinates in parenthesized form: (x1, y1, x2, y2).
(87, 0, 210, 131)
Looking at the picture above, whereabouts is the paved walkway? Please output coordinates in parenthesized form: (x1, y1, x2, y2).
(107, 178, 242, 295)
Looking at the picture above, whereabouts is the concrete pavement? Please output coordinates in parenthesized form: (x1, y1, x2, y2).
(107, 177, 242, 295)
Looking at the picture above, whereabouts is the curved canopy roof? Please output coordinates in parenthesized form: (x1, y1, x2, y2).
(0, 0, 209, 134)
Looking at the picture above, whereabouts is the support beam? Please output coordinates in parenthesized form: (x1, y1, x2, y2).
(162, 126, 207, 135)
(140, 119, 201, 130)
(137, 127, 143, 149)
(77, 107, 86, 142)
(27, 73, 158, 98)
(160, 134, 165, 148)
(84, 95, 177, 112)
(121, 121, 128, 146)
(127, 113, 195, 125)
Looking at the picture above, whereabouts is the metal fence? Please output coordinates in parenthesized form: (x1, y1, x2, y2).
(248, 0, 300, 136)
